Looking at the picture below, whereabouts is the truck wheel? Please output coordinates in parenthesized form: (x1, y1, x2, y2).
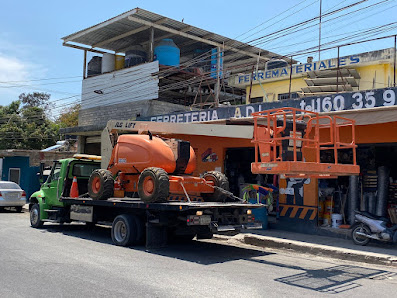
(138, 167, 169, 203)
(88, 169, 114, 200)
(111, 214, 137, 247)
(202, 171, 229, 202)
(30, 204, 43, 228)
(352, 224, 371, 246)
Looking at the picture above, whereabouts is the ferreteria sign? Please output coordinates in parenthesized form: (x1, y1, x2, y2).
(148, 87, 397, 123)
(232, 48, 394, 87)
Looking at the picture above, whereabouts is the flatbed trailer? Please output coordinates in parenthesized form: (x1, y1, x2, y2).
(59, 196, 263, 248)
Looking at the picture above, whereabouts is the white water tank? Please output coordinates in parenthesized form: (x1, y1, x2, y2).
(102, 53, 115, 73)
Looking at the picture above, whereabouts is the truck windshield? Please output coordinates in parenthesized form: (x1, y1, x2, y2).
(46, 162, 62, 184)
(72, 163, 100, 178)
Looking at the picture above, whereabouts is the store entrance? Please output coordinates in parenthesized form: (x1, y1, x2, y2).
(224, 148, 257, 197)
(318, 143, 397, 228)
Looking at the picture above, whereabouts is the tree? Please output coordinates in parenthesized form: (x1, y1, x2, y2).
(0, 96, 60, 150)
(56, 104, 80, 128)
(19, 92, 51, 109)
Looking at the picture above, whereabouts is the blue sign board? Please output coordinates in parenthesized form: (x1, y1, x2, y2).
(146, 87, 397, 123)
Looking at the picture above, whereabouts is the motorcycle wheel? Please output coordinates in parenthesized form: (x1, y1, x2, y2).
(352, 224, 371, 246)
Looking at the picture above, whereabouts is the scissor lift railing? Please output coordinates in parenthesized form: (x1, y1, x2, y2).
(251, 108, 360, 178)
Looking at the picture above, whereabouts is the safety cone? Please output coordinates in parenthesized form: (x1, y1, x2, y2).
(70, 176, 79, 198)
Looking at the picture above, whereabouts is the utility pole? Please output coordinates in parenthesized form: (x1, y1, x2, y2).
(149, 27, 154, 62)
(214, 47, 221, 107)
(319, 0, 322, 61)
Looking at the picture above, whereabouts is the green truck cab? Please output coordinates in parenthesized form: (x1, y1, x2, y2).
(29, 156, 101, 228)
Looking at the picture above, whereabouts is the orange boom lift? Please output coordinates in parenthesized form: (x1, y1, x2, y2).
(251, 108, 360, 178)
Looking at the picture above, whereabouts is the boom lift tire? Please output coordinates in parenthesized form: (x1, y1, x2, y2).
(88, 169, 114, 200)
(202, 171, 229, 202)
(111, 214, 138, 246)
(138, 167, 169, 203)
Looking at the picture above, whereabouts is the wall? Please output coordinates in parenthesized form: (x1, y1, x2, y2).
(1, 156, 40, 199)
(238, 48, 396, 104)
(356, 63, 393, 91)
(247, 77, 307, 103)
(79, 99, 195, 126)
(81, 61, 159, 110)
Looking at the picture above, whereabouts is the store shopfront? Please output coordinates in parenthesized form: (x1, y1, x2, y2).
(147, 87, 397, 234)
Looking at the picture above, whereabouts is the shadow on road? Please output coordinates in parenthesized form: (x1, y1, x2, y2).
(248, 258, 397, 294)
(0, 207, 24, 213)
(35, 223, 397, 293)
(43, 224, 114, 245)
(40, 223, 273, 265)
(148, 241, 274, 265)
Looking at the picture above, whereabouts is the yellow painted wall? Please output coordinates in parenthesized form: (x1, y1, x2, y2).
(246, 62, 396, 104)
(247, 77, 307, 103)
(356, 63, 393, 90)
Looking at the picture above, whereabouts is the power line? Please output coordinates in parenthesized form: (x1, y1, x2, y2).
(0, 75, 82, 84)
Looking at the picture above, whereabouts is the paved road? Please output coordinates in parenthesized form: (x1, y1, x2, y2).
(1, 210, 397, 298)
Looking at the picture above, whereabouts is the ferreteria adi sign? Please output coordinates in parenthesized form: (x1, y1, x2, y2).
(148, 87, 397, 123)
(232, 48, 394, 87)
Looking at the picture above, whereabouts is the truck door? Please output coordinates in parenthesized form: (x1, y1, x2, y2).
(41, 162, 63, 207)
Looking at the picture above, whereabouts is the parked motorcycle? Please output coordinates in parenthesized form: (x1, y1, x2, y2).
(351, 210, 397, 245)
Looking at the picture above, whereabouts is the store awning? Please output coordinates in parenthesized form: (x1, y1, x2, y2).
(323, 105, 397, 126)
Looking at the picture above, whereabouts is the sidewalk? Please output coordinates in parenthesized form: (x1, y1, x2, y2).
(216, 228, 397, 267)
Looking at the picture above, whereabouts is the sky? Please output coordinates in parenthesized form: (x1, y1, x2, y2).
(0, 0, 396, 115)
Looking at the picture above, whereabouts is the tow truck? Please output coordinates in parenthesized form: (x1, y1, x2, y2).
(29, 120, 263, 248)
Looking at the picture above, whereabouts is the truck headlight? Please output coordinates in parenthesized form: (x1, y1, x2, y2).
(196, 210, 203, 216)
(247, 209, 252, 215)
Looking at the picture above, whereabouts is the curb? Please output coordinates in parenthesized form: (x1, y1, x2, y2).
(214, 234, 397, 267)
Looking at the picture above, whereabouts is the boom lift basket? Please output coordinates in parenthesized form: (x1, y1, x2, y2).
(251, 108, 360, 178)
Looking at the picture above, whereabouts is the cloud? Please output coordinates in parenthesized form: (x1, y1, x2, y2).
(0, 55, 29, 82)
(0, 51, 48, 105)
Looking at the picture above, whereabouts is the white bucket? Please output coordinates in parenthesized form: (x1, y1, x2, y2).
(331, 213, 343, 228)
(102, 53, 115, 73)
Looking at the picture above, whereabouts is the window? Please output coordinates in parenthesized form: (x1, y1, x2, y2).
(250, 97, 264, 104)
(72, 163, 101, 178)
(46, 162, 62, 184)
(277, 92, 299, 101)
(9, 168, 20, 185)
(0, 181, 21, 190)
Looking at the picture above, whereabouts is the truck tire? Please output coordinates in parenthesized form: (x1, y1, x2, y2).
(111, 214, 138, 247)
(30, 204, 43, 228)
(138, 167, 169, 203)
(88, 169, 114, 200)
(202, 171, 229, 202)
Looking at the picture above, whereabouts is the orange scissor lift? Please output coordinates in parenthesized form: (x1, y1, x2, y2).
(251, 108, 360, 178)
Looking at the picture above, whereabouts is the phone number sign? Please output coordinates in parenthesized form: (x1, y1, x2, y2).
(299, 88, 397, 112)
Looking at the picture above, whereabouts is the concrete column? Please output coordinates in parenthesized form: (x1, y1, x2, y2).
(348, 175, 359, 225)
(77, 136, 86, 154)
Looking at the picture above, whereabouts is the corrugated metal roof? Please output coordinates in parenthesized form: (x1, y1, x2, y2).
(62, 7, 285, 62)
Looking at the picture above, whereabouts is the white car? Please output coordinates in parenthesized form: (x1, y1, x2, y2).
(0, 181, 26, 212)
